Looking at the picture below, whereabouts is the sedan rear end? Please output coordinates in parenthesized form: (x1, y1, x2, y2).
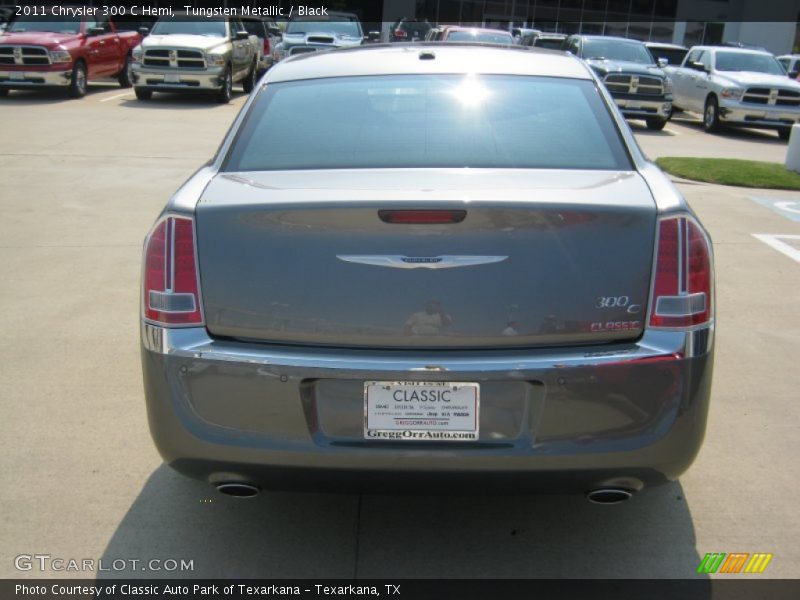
(140, 45, 714, 499)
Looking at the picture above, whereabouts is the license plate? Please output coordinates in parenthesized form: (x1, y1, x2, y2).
(10, 72, 24, 80)
(626, 101, 642, 109)
(364, 381, 479, 441)
(163, 73, 180, 83)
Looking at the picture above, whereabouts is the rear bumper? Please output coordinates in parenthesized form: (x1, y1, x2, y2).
(718, 100, 800, 129)
(141, 323, 714, 493)
(0, 66, 71, 88)
(131, 64, 225, 91)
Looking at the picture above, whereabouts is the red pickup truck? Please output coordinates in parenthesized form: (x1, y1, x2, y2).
(0, 14, 142, 97)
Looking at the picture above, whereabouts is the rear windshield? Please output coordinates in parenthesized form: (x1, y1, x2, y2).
(224, 74, 631, 172)
(446, 30, 513, 44)
(534, 38, 565, 50)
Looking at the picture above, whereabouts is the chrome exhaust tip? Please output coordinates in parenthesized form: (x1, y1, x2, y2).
(587, 488, 634, 505)
(216, 482, 260, 498)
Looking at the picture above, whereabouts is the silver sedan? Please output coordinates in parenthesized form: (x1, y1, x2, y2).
(140, 44, 714, 503)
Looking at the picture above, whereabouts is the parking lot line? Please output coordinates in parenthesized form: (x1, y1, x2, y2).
(752, 234, 800, 264)
(99, 91, 133, 103)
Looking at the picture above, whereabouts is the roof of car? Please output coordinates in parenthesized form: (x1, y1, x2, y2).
(691, 45, 771, 55)
(265, 43, 590, 84)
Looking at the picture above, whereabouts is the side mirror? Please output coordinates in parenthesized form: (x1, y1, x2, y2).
(657, 57, 668, 67)
(138, 27, 149, 36)
(268, 26, 282, 36)
(86, 27, 105, 36)
(788, 70, 798, 79)
(234, 30, 249, 41)
(689, 61, 708, 73)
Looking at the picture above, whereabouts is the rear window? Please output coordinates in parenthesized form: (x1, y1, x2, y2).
(446, 31, 513, 44)
(534, 38, 565, 49)
(224, 74, 631, 172)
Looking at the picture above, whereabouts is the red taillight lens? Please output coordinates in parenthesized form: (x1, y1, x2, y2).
(263, 38, 270, 54)
(394, 29, 407, 38)
(649, 216, 713, 329)
(378, 209, 466, 224)
(143, 216, 203, 326)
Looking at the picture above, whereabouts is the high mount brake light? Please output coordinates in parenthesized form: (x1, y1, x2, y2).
(649, 215, 713, 329)
(378, 209, 467, 224)
(143, 215, 203, 326)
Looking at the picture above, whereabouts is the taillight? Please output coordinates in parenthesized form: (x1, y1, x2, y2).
(143, 215, 203, 326)
(394, 29, 407, 39)
(263, 37, 270, 54)
(649, 215, 713, 329)
(378, 209, 466, 224)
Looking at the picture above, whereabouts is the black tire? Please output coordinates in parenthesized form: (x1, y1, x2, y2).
(216, 66, 232, 103)
(703, 96, 720, 133)
(117, 53, 133, 88)
(134, 87, 152, 101)
(646, 117, 668, 131)
(67, 61, 87, 98)
(778, 127, 791, 141)
(242, 60, 257, 94)
(0, 88, 8, 97)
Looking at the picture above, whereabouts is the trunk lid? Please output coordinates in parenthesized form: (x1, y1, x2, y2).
(195, 169, 657, 349)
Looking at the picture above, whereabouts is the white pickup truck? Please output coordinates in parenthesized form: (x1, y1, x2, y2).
(670, 45, 800, 139)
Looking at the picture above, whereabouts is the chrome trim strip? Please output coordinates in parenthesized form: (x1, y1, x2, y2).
(141, 323, 713, 372)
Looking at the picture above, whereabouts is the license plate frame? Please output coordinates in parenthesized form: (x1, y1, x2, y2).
(9, 72, 24, 81)
(364, 381, 480, 442)
(163, 73, 180, 84)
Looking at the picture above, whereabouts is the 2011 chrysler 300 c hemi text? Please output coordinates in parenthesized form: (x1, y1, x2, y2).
(140, 44, 714, 501)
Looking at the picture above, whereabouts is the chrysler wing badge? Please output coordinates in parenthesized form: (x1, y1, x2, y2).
(336, 255, 508, 269)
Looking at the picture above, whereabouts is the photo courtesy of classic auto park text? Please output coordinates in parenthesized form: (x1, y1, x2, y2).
(1, 0, 800, 596)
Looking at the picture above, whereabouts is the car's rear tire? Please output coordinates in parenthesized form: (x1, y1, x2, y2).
(118, 53, 133, 88)
(67, 61, 87, 98)
(646, 117, 668, 131)
(242, 60, 257, 94)
(778, 127, 791, 141)
(216, 66, 232, 104)
(134, 87, 152, 101)
(703, 96, 720, 133)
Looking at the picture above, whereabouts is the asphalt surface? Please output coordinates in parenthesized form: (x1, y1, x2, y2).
(0, 83, 798, 580)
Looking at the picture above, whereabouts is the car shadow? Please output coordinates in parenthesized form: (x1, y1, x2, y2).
(628, 121, 678, 137)
(670, 115, 786, 144)
(118, 90, 247, 110)
(0, 84, 116, 104)
(99, 465, 710, 585)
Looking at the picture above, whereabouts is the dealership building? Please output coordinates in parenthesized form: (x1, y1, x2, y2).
(382, 0, 800, 54)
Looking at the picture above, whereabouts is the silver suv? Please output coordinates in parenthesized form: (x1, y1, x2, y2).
(131, 14, 259, 103)
(671, 46, 800, 139)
